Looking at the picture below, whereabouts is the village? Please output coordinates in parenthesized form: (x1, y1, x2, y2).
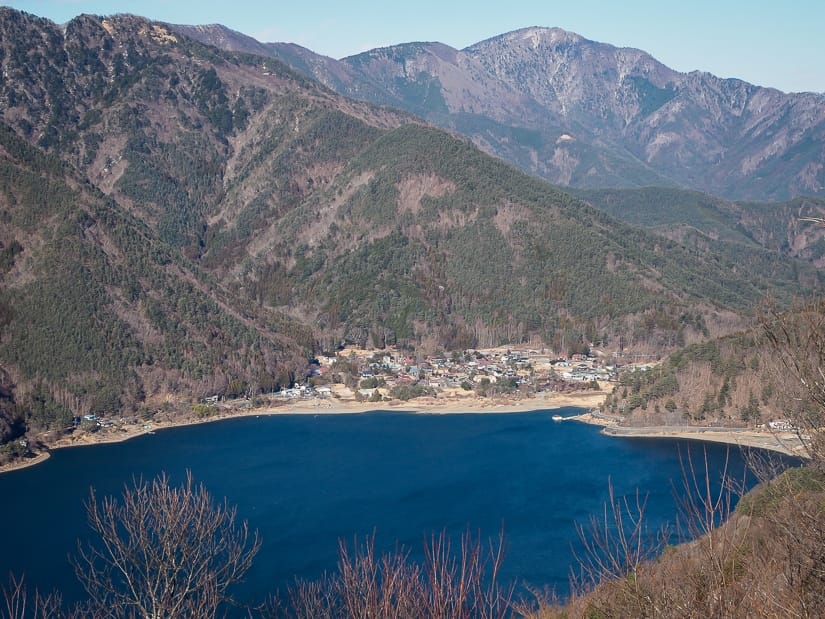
(270, 347, 620, 405)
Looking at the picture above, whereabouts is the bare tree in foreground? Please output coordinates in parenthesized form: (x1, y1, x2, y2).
(528, 447, 761, 618)
(1, 574, 63, 619)
(566, 478, 669, 617)
(761, 295, 825, 463)
(72, 471, 260, 618)
(283, 529, 514, 619)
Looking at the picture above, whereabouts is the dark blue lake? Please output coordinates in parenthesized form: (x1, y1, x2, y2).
(0, 409, 768, 608)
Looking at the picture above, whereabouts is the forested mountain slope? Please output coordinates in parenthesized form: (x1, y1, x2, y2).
(0, 9, 820, 356)
(571, 187, 825, 268)
(0, 6, 821, 444)
(0, 121, 311, 447)
(571, 187, 825, 260)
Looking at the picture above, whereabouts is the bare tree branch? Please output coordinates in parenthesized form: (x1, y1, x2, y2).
(72, 471, 260, 619)
(760, 296, 825, 463)
(1, 574, 64, 619)
(285, 529, 513, 618)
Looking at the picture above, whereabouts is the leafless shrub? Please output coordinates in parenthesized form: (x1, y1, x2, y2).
(1, 574, 63, 619)
(674, 446, 744, 539)
(71, 471, 260, 619)
(568, 479, 668, 617)
(422, 529, 512, 619)
(750, 274, 825, 613)
(282, 576, 339, 619)
(652, 447, 753, 617)
(760, 296, 825, 463)
(525, 447, 760, 618)
(573, 480, 667, 588)
(326, 535, 421, 618)
(283, 529, 513, 618)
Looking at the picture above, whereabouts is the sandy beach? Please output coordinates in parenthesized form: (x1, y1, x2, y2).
(0, 390, 607, 475)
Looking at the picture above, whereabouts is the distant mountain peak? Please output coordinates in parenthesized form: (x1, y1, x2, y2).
(170, 17, 825, 200)
(469, 26, 586, 50)
(344, 40, 457, 63)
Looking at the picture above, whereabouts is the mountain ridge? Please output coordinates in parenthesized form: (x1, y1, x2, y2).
(172, 22, 825, 200)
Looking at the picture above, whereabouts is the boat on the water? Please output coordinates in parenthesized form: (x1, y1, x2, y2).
(552, 414, 564, 421)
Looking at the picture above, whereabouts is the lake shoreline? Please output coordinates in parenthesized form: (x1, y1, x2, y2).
(0, 390, 606, 476)
(3, 389, 808, 476)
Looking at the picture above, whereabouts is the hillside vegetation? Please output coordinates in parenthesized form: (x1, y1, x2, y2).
(573, 187, 825, 269)
(0, 8, 822, 451)
(599, 296, 825, 438)
(605, 332, 784, 426)
(0, 117, 311, 460)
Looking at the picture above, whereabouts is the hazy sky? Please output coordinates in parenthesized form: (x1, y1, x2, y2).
(5, 1, 824, 93)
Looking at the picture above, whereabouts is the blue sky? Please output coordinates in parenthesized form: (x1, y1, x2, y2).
(5, 1, 824, 93)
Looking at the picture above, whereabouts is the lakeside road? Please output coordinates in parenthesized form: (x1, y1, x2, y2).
(569, 413, 808, 458)
(0, 390, 608, 475)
